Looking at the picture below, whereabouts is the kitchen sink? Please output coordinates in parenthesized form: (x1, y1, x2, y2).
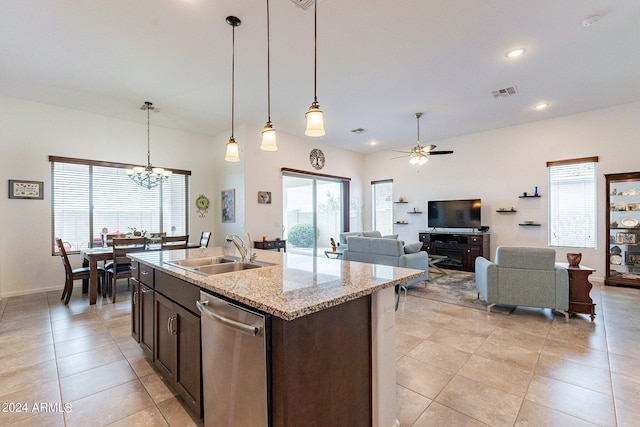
(193, 262, 264, 275)
(166, 256, 237, 268)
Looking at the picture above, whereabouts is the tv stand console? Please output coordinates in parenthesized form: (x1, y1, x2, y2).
(419, 231, 490, 272)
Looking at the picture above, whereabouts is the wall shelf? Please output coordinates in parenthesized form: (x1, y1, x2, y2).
(496, 210, 517, 213)
(394, 221, 409, 225)
(518, 223, 541, 226)
(393, 201, 408, 204)
(407, 211, 423, 214)
(519, 195, 541, 198)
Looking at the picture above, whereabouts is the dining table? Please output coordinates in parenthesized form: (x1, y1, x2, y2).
(81, 242, 201, 305)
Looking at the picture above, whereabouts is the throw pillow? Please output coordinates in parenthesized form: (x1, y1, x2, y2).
(383, 234, 398, 239)
(404, 242, 423, 254)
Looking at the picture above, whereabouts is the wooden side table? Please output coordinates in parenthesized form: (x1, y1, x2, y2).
(253, 239, 286, 252)
(558, 263, 596, 321)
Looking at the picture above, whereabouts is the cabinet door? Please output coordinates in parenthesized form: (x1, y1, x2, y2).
(174, 305, 202, 417)
(140, 283, 155, 360)
(131, 278, 140, 343)
(154, 293, 176, 382)
(464, 247, 482, 271)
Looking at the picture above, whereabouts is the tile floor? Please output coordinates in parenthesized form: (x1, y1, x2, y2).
(0, 278, 639, 426)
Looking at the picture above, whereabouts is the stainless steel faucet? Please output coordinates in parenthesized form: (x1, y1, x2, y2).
(225, 234, 257, 262)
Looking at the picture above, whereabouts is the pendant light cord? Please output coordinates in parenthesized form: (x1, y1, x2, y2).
(146, 102, 152, 166)
(267, 0, 272, 123)
(313, 0, 318, 103)
(231, 23, 236, 138)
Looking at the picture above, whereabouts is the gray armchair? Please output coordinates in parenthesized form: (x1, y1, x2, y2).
(475, 246, 570, 320)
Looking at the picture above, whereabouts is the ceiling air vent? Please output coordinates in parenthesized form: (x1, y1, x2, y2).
(491, 86, 518, 99)
(290, 0, 315, 10)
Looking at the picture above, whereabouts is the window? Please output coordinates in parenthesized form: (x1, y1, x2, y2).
(372, 179, 393, 236)
(548, 157, 598, 248)
(50, 156, 190, 254)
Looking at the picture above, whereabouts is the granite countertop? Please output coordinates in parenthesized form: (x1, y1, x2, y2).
(129, 246, 423, 320)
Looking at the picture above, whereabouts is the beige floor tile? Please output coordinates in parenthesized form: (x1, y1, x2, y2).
(0, 360, 58, 399)
(514, 399, 599, 426)
(0, 316, 52, 336)
(52, 322, 109, 344)
(50, 312, 102, 331)
(425, 325, 490, 354)
(125, 352, 157, 378)
(525, 375, 616, 426)
(535, 353, 612, 395)
(609, 352, 640, 380)
(157, 396, 203, 427)
(541, 337, 610, 369)
(396, 384, 432, 427)
(60, 359, 137, 402)
(394, 316, 441, 340)
(435, 375, 521, 427)
(457, 354, 533, 398)
(486, 327, 547, 352)
(107, 405, 169, 427)
(3, 410, 65, 426)
(615, 398, 640, 427)
(64, 380, 154, 427)
(53, 331, 115, 358)
(56, 342, 124, 378)
(396, 356, 454, 399)
(607, 335, 640, 360)
(0, 345, 56, 376)
(408, 340, 472, 372)
(396, 330, 425, 355)
(0, 380, 62, 426)
(494, 308, 554, 337)
(139, 371, 179, 403)
(0, 331, 53, 358)
(611, 372, 640, 406)
(474, 338, 541, 372)
(412, 401, 489, 426)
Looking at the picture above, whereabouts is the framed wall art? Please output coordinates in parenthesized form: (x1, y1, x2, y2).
(258, 191, 271, 204)
(221, 189, 235, 223)
(8, 180, 44, 199)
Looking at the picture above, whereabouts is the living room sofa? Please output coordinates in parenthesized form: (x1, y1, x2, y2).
(342, 237, 429, 295)
(475, 246, 570, 320)
(339, 231, 398, 251)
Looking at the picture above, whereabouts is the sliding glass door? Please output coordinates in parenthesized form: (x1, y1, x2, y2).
(283, 173, 343, 257)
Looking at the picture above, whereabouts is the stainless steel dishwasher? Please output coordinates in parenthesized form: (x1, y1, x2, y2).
(196, 291, 269, 427)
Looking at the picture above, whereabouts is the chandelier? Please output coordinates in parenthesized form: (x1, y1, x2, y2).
(127, 101, 172, 189)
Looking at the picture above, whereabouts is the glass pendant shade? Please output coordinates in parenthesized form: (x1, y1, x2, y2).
(225, 137, 240, 162)
(260, 123, 277, 151)
(305, 103, 325, 137)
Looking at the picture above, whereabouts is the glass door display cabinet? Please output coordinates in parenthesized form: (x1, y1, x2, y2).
(606, 172, 640, 287)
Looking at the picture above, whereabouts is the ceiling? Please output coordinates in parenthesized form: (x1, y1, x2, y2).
(1, 0, 639, 154)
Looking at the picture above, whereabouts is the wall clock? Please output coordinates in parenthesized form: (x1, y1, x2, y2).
(196, 194, 210, 218)
(310, 148, 325, 170)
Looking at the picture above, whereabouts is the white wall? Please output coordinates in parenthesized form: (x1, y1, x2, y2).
(364, 101, 640, 279)
(212, 123, 365, 248)
(0, 96, 217, 297)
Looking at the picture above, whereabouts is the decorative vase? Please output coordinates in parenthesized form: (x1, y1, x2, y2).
(566, 253, 582, 267)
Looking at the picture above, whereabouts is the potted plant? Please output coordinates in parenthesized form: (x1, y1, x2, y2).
(330, 237, 340, 251)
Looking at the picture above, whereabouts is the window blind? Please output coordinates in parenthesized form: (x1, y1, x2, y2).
(548, 160, 597, 248)
(51, 157, 190, 254)
(372, 180, 393, 236)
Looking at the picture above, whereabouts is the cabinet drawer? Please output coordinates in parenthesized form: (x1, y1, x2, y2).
(139, 263, 154, 287)
(468, 236, 483, 245)
(258, 241, 275, 249)
(155, 270, 200, 316)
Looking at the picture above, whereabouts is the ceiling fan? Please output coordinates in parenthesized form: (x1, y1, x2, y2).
(392, 113, 453, 165)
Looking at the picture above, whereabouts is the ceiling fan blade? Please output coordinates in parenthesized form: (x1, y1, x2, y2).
(391, 149, 412, 154)
(391, 155, 410, 160)
(428, 150, 454, 155)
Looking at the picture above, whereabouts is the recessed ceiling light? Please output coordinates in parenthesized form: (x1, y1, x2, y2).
(505, 48, 526, 58)
(369, 140, 377, 146)
(534, 102, 549, 110)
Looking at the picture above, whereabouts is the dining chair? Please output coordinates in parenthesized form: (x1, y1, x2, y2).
(161, 235, 189, 250)
(106, 237, 146, 303)
(56, 238, 104, 305)
(200, 231, 211, 248)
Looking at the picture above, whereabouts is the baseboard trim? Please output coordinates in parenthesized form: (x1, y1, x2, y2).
(1, 284, 63, 299)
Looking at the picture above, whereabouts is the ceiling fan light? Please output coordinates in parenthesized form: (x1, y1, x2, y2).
(418, 156, 428, 165)
(409, 155, 420, 165)
(225, 137, 240, 162)
(260, 122, 278, 151)
(305, 103, 325, 136)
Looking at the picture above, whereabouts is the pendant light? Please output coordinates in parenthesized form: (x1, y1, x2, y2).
(225, 16, 241, 162)
(126, 101, 172, 189)
(260, 0, 277, 151)
(304, 0, 325, 137)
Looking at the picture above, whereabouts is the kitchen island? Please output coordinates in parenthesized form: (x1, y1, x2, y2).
(128, 246, 423, 427)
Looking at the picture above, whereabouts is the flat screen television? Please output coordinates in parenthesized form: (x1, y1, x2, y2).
(427, 199, 481, 229)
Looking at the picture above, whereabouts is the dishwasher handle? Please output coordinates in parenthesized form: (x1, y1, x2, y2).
(197, 300, 262, 336)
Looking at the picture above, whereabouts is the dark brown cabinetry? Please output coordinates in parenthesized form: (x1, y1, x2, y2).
(130, 278, 140, 342)
(419, 232, 490, 272)
(139, 282, 154, 360)
(605, 172, 640, 287)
